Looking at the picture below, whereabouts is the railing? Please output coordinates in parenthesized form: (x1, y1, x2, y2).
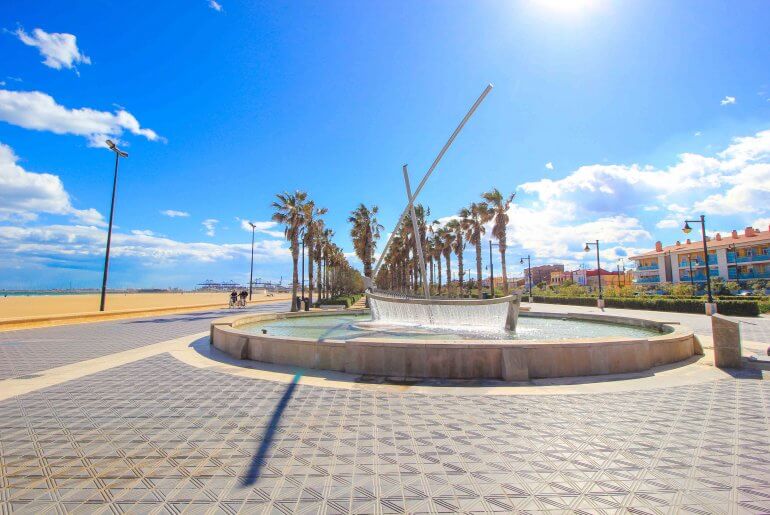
(679, 274, 708, 282)
(635, 277, 660, 284)
(732, 271, 770, 280)
(636, 265, 659, 271)
(735, 254, 770, 263)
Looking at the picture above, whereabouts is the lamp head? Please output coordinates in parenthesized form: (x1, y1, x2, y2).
(682, 221, 692, 234)
(106, 139, 116, 150)
(248, 222, 256, 229)
(520, 258, 524, 264)
(584, 244, 590, 252)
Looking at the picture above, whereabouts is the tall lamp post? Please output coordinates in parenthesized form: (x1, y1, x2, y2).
(99, 140, 128, 312)
(247, 222, 256, 300)
(519, 255, 532, 302)
(299, 227, 306, 310)
(488, 241, 499, 298)
(683, 215, 715, 313)
(584, 240, 604, 308)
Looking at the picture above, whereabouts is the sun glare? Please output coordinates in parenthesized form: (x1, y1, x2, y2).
(534, 0, 600, 14)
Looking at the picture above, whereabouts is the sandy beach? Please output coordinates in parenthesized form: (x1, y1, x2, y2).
(0, 291, 291, 321)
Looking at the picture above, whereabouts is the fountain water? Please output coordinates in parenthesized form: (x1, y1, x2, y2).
(367, 292, 520, 331)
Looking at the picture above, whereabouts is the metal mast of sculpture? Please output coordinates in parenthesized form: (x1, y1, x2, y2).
(403, 165, 430, 299)
(371, 84, 494, 286)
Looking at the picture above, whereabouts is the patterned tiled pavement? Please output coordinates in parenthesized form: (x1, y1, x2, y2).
(1, 304, 769, 513)
(0, 302, 289, 380)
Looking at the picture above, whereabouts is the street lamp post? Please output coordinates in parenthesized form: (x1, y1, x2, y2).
(519, 255, 532, 302)
(687, 252, 695, 289)
(488, 240, 499, 298)
(683, 215, 716, 314)
(584, 240, 604, 308)
(248, 222, 256, 301)
(99, 140, 128, 312)
(300, 228, 306, 311)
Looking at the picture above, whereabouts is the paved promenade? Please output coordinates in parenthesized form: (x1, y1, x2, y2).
(1, 302, 769, 513)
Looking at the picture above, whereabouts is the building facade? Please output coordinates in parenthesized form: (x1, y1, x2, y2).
(630, 226, 770, 285)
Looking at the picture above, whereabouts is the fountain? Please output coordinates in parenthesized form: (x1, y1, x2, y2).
(366, 291, 520, 331)
(209, 84, 697, 380)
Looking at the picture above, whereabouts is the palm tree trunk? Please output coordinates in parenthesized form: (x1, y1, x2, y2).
(290, 236, 299, 311)
(499, 241, 509, 295)
(475, 240, 483, 299)
(307, 242, 314, 307)
(445, 253, 452, 297)
(457, 244, 464, 297)
(428, 256, 434, 294)
(316, 254, 322, 300)
(437, 254, 442, 295)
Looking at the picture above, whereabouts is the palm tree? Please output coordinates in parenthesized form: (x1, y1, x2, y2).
(461, 202, 491, 299)
(348, 204, 383, 284)
(446, 219, 465, 296)
(481, 189, 515, 295)
(318, 228, 334, 299)
(437, 226, 455, 297)
(271, 190, 308, 311)
(304, 202, 327, 307)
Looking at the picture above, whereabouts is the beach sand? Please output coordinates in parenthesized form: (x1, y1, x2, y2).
(0, 291, 291, 320)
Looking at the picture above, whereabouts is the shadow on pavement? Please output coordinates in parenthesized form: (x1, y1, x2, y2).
(241, 372, 302, 487)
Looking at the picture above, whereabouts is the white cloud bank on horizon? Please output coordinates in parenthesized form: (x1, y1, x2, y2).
(0, 89, 160, 147)
(15, 27, 90, 72)
(0, 142, 103, 225)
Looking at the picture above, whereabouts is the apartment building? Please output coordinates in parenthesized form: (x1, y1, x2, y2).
(630, 225, 770, 285)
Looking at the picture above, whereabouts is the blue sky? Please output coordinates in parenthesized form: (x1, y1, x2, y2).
(1, 0, 769, 289)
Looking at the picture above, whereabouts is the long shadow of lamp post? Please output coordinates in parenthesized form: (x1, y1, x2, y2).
(248, 222, 256, 301)
(683, 215, 716, 314)
(584, 240, 604, 308)
(99, 140, 128, 312)
(519, 255, 532, 303)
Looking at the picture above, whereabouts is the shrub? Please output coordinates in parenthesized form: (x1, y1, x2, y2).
(532, 295, 759, 316)
(315, 293, 363, 308)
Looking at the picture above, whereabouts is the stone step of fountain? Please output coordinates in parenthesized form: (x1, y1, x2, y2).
(351, 297, 367, 309)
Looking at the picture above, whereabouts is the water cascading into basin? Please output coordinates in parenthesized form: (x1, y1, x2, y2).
(367, 292, 520, 332)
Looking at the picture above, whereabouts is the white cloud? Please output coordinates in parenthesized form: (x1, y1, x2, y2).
(0, 224, 290, 265)
(161, 209, 189, 218)
(208, 0, 223, 11)
(131, 229, 155, 236)
(753, 217, 770, 229)
(202, 218, 218, 237)
(519, 129, 770, 219)
(15, 27, 91, 72)
(545, 161, 554, 170)
(643, 206, 660, 212)
(0, 142, 104, 225)
(14, 28, 91, 70)
(655, 218, 680, 229)
(720, 96, 736, 106)
(0, 89, 160, 146)
(238, 218, 284, 238)
(694, 131, 702, 137)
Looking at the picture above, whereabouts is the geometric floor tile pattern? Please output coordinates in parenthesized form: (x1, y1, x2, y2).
(0, 302, 289, 380)
(1, 353, 769, 514)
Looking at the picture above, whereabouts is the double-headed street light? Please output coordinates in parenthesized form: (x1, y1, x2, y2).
(99, 140, 128, 312)
(584, 240, 603, 307)
(519, 255, 532, 301)
(248, 222, 257, 300)
(683, 215, 715, 311)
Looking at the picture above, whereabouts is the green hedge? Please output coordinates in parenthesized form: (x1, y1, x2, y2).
(532, 295, 760, 316)
(315, 293, 363, 308)
(759, 300, 770, 314)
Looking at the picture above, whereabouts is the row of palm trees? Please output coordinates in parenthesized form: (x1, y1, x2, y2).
(271, 190, 362, 311)
(372, 188, 515, 299)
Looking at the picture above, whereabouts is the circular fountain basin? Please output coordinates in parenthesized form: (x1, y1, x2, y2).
(239, 313, 662, 341)
(210, 310, 697, 381)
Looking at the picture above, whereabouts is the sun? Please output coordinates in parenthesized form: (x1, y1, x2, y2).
(533, 0, 601, 14)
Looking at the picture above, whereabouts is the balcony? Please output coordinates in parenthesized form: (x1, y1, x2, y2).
(680, 274, 708, 282)
(732, 270, 770, 280)
(735, 253, 770, 263)
(636, 264, 659, 271)
(636, 276, 660, 284)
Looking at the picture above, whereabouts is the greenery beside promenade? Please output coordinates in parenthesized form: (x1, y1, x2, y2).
(316, 294, 364, 308)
